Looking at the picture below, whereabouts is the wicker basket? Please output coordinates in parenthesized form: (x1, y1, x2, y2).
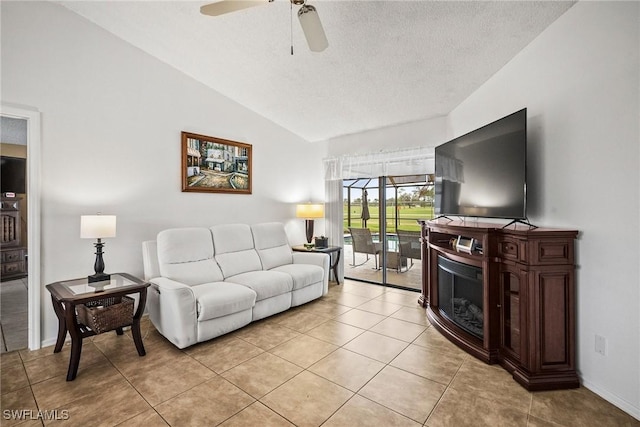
(76, 296, 134, 334)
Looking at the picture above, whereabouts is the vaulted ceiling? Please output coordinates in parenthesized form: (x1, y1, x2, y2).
(58, 1, 575, 142)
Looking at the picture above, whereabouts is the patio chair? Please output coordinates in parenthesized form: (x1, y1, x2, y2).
(386, 250, 407, 272)
(397, 230, 422, 272)
(348, 227, 382, 269)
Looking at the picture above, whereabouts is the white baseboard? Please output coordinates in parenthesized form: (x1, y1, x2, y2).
(40, 337, 58, 348)
(582, 379, 640, 421)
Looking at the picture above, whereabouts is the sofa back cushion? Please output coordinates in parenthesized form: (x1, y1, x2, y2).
(157, 228, 224, 285)
(211, 224, 263, 277)
(251, 222, 293, 270)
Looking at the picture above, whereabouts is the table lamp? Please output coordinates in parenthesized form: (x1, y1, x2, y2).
(81, 214, 116, 283)
(296, 203, 324, 244)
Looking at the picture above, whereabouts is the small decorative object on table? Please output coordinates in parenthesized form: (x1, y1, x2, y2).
(314, 236, 328, 248)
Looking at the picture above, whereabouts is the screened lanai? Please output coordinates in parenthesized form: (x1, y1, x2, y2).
(343, 174, 434, 290)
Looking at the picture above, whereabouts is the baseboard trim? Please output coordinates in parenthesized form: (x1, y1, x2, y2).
(40, 337, 57, 348)
(582, 378, 640, 421)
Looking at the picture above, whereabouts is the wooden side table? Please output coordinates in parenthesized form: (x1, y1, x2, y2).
(46, 273, 149, 381)
(292, 245, 342, 284)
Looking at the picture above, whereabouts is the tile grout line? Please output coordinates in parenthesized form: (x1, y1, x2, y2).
(4, 281, 635, 426)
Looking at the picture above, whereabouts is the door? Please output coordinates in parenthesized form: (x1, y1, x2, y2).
(343, 174, 433, 290)
(384, 175, 432, 290)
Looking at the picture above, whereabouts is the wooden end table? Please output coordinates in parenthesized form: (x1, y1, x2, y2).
(292, 245, 342, 284)
(46, 273, 149, 381)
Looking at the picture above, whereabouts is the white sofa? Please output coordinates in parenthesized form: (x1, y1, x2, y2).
(141, 222, 329, 349)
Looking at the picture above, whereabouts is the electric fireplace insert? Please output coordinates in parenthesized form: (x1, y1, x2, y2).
(437, 255, 484, 339)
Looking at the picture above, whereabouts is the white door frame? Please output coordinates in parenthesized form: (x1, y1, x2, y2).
(1, 103, 41, 350)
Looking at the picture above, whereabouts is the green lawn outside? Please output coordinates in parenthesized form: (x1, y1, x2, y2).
(343, 205, 434, 233)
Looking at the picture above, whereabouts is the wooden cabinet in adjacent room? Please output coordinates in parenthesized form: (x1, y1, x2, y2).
(1, 196, 27, 281)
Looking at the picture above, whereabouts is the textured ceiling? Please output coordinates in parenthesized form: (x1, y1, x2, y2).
(58, 1, 575, 142)
(1, 117, 28, 145)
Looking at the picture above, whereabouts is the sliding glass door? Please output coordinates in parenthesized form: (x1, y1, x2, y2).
(343, 174, 434, 290)
(343, 178, 383, 284)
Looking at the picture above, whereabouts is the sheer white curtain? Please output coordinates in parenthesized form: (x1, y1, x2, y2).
(324, 146, 434, 181)
(324, 179, 344, 282)
(323, 146, 434, 283)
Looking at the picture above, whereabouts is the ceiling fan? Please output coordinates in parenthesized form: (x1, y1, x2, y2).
(200, 0, 329, 52)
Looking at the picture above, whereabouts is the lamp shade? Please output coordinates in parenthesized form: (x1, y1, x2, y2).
(81, 215, 116, 239)
(298, 4, 328, 52)
(296, 203, 324, 219)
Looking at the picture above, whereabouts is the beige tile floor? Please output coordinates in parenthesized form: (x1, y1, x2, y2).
(1, 280, 638, 426)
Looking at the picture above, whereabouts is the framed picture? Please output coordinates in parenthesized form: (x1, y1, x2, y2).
(181, 131, 252, 194)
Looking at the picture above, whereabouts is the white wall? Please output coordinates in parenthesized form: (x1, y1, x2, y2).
(1, 2, 326, 345)
(448, 2, 640, 418)
(325, 115, 448, 158)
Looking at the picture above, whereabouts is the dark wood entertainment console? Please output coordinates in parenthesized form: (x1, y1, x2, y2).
(419, 219, 579, 391)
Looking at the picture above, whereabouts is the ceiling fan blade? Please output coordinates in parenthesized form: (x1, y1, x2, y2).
(298, 4, 328, 52)
(200, 0, 270, 17)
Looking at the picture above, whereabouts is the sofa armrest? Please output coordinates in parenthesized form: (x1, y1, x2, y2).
(147, 277, 198, 349)
(292, 251, 328, 267)
(292, 252, 330, 295)
(142, 240, 160, 281)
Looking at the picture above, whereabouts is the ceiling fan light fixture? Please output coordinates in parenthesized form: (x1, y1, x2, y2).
(297, 4, 328, 52)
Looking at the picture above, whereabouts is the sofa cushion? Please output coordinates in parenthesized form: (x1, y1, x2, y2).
(211, 224, 263, 277)
(251, 222, 293, 270)
(270, 264, 325, 290)
(225, 271, 293, 301)
(191, 282, 256, 322)
(157, 228, 224, 285)
(211, 223, 255, 253)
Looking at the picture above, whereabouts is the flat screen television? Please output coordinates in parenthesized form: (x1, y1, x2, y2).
(434, 108, 527, 219)
(1, 156, 27, 194)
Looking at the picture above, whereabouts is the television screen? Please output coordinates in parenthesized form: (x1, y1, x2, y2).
(1, 156, 27, 194)
(435, 109, 527, 219)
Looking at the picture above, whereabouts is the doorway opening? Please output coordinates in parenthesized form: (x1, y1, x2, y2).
(0, 116, 28, 353)
(342, 174, 434, 291)
(1, 104, 41, 351)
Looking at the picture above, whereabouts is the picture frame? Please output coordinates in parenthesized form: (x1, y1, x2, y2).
(181, 131, 252, 194)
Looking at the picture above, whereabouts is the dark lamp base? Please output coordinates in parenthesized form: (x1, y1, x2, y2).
(305, 219, 315, 244)
(88, 273, 111, 283)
